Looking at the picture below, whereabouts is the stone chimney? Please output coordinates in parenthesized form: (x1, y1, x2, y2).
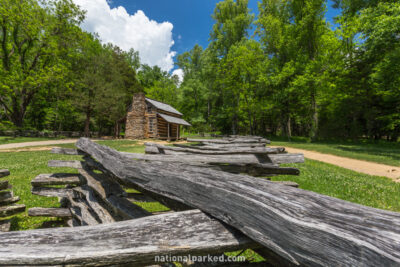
(125, 92, 146, 139)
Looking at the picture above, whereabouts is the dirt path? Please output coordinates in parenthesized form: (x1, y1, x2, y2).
(0, 139, 80, 150)
(278, 146, 400, 182)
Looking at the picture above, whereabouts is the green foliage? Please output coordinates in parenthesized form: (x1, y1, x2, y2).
(0, 121, 15, 131)
(210, 0, 254, 56)
(1, 0, 399, 142)
(175, 45, 210, 132)
(0, 0, 84, 127)
(218, 40, 265, 134)
(175, 0, 400, 141)
(138, 65, 178, 106)
(0, 0, 142, 136)
(70, 37, 141, 136)
(360, 2, 400, 139)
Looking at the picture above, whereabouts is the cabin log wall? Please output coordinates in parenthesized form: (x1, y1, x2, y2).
(126, 95, 187, 140)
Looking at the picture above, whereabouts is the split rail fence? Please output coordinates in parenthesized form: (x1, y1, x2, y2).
(0, 136, 399, 266)
(0, 169, 25, 232)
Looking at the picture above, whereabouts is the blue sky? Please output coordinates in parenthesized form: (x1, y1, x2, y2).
(108, 0, 341, 57)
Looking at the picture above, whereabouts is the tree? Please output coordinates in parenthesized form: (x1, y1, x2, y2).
(256, 0, 336, 139)
(176, 45, 209, 130)
(71, 35, 141, 137)
(291, 0, 329, 139)
(210, 0, 254, 56)
(220, 40, 264, 135)
(93, 45, 141, 136)
(0, 0, 84, 127)
(208, 0, 254, 134)
(321, 0, 400, 140)
(256, 0, 297, 138)
(137, 65, 178, 107)
(359, 2, 400, 140)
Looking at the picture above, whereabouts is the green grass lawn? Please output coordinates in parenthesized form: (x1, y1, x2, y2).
(273, 160, 400, 211)
(0, 136, 62, 145)
(271, 138, 400, 167)
(0, 150, 81, 230)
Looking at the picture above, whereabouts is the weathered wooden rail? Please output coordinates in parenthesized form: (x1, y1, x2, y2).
(74, 138, 400, 266)
(29, 159, 151, 225)
(142, 137, 302, 177)
(0, 169, 25, 232)
(0, 210, 260, 266)
(0, 136, 399, 266)
(121, 151, 305, 165)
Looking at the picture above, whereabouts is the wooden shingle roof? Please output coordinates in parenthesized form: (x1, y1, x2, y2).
(158, 113, 191, 126)
(145, 98, 182, 116)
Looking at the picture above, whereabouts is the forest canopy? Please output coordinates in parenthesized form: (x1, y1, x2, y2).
(0, 0, 399, 141)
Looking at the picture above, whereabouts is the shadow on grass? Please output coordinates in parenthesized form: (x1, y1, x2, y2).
(37, 220, 67, 229)
(9, 216, 21, 231)
(0, 137, 18, 143)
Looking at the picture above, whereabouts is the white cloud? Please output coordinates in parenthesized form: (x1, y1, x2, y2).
(172, 69, 184, 84)
(73, 0, 176, 72)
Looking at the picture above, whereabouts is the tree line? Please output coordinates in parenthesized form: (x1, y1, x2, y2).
(1, 0, 399, 141)
(177, 0, 400, 141)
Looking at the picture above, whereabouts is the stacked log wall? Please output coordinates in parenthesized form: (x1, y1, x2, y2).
(157, 115, 168, 139)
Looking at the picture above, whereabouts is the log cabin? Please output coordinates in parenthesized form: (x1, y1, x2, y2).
(124, 93, 190, 140)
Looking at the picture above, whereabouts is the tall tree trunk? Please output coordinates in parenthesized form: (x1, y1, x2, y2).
(391, 127, 400, 142)
(244, 95, 253, 135)
(207, 99, 211, 120)
(310, 87, 318, 141)
(286, 97, 291, 141)
(6, 89, 38, 128)
(287, 116, 292, 141)
(231, 114, 237, 135)
(8, 96, 25, 128)
(84, 108, 91, 137)
(54, 98, 59, 131)
(10, 109, 24, 128)
(114, 122, 121, 139)
(11, 114, 24, 128)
